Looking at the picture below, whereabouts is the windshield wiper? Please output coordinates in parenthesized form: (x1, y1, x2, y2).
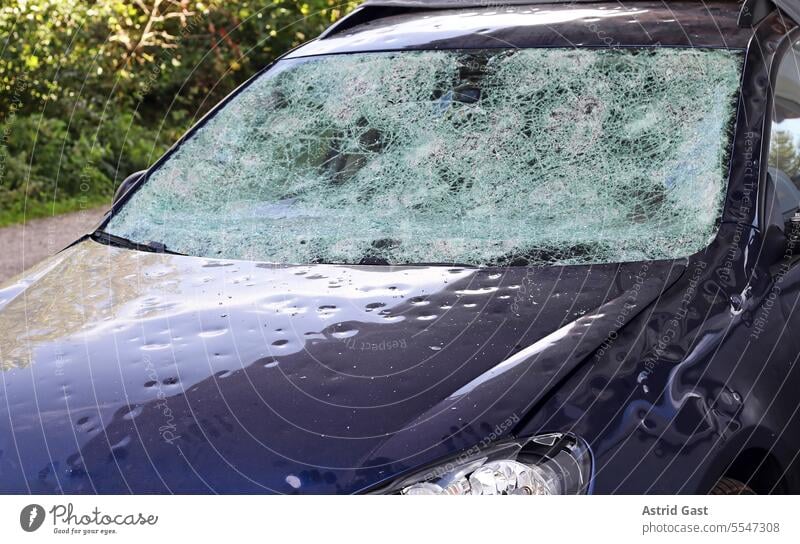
(92, 230, 185, 256)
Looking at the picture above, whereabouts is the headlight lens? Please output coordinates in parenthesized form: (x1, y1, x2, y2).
(385, 433, 591, 495)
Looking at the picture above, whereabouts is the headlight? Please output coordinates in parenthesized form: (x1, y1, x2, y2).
(381, 433, 591, 495)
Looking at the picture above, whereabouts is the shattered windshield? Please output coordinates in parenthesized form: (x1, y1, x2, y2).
(107, 48, 743, 266)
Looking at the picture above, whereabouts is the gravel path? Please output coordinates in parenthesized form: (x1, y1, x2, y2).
(0, 207, 108, 284)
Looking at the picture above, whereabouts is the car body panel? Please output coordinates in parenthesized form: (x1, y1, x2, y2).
(0, 240, 682, 492)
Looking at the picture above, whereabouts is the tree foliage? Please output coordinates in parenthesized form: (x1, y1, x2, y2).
(770, 129, 800, 179)
(0, 0, 356, 224)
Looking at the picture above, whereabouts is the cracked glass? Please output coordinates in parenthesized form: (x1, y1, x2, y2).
(107, 48, 743, 266)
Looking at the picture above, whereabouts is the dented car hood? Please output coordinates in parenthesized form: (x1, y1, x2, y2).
(0, 240, 683, 493)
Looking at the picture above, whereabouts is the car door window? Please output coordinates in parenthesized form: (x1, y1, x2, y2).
(769, 38, 800, 222)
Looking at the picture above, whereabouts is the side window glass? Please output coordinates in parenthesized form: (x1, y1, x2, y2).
(770, 39, 800, 223)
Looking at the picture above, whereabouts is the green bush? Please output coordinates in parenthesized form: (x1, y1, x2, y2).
(0, 0, 356, 225)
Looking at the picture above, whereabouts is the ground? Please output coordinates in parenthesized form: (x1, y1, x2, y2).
(0, 207, 107, 284)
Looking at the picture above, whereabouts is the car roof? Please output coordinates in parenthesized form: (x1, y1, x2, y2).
(351, 0, 799, 25)
(357, 0, 618, 6)
(287, 1, 754, 59)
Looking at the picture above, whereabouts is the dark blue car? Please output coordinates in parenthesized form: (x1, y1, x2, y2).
(3, 0, 800, 494)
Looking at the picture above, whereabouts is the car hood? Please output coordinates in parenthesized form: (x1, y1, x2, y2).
(0, 239, 683, 493)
